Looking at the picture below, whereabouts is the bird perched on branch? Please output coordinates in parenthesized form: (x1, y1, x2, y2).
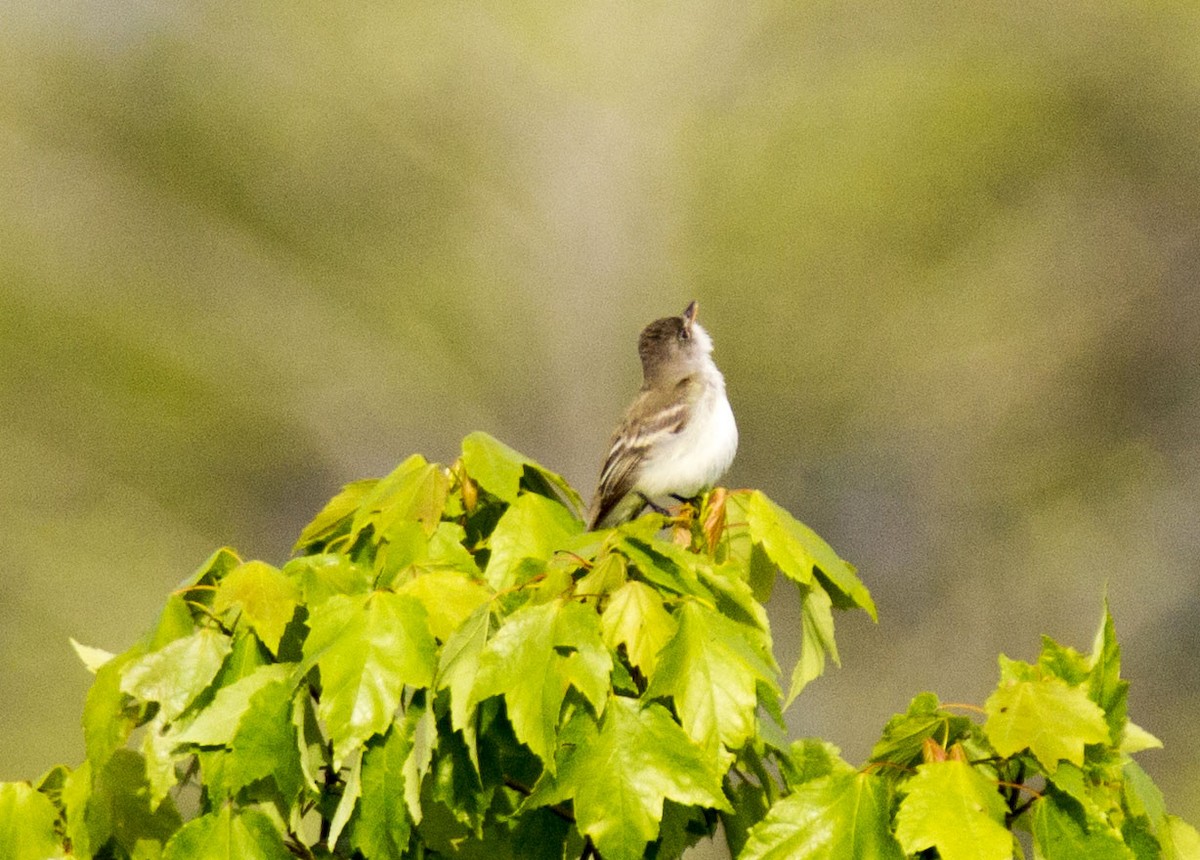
(587, 300, 737, 530)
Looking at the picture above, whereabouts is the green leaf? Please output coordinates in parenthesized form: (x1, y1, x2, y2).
(174, 663, 293, 746)
(212, 560, 299, 656)
(120, 628, 232, 721)
(576, 551, 629, 597)
(0, 782, 61, 860)
(870, 692, 973, 769)
(644, 601, 778, 758)
(462, 431, 584, 513)
(600, 580, 676, 679)
(329, 747, 363, 851)
(527, 697, 729, 860)
(778, 738, 853, 789)
(353, 725, 415, 860)
(284, 553, 373, 606)
(84, 648, 142, 774)
(397, 570, 491, 641)
(470, 600, 612, 770)
(1163, 815, 1200, 860)
(225, 677, 305, 801)
(985, 671, 1110, 772)
(294, 478, 378, 553)
(895, 759, 1011, 860)
(789, 584, 838, 706)
(739, 771, 904, 860)
(482, 493, 582, 590)
(739, 490, 875, 618)
(1030, 791, 1133, 860)
(437, 604, 491, 734)
(85, 749, 183, 858)
(141, 713, 179, 809)
(71, 638, 115, 674)
(302, 592, 437, 768)
(163, 805, 291, 860)
(351, 455, 449, 541)
(378, 521, 480, 590)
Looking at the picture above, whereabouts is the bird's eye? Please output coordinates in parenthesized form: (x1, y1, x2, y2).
(678, 328, 690, 341)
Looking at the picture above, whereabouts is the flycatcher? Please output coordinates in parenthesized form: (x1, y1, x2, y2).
(587, 300, 738, 529)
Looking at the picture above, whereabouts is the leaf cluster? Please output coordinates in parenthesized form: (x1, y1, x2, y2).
(738, 609, 1200, 860)
(5, 432, 870, 860)
(3, 433, 1195, 860)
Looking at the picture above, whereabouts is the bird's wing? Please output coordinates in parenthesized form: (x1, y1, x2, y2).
(588, 386, 692, 528)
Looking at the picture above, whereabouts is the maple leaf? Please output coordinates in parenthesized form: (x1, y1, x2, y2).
(644, 600, 778, 757)
(740, 771, 903, 860)
(526, 697, 728, 860)
(469, 599, 611, 770)
(895, 759, 1011, 860)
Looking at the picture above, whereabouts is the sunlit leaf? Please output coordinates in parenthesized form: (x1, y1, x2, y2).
(70, 638, 115, 674)
(985, 667, 1110, 772)
(0, 781, 61, 860)
(120, 628, 232, 721)
(302, 592, 436, 768)
(462, 431, 584, 513)
(213, 560, 299, 656)
(600, 580, 676, 679)
(644, 601, 778, 758)
(895, 759, 1011, 860)
(294, 479, 378, 553)
(397, 570, 491, 641)
(162, 804, 291, 860)
(482, 493, 582, 590)
(740, 771, 903, 860)
(470, 599, 611, 770)
(527, 697, 728, 860)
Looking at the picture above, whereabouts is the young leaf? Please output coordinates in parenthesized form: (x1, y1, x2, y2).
(738, 490, 875, 618)
(870, 692, 973, 770)
(302, 592, 436, 768)
(162, 804, 292, 860)
(350, 455, 449, 542)
(644, 600, 778, 757)
(600, 580, 676, 679)
(284, 552, 373, 606)
(0, 782, 61, 860)
(482, 493, 582, 590)
(120, 627, 232, 721)
(70, 638, 115, 674)
(397, 570, 491, 641)
(739, 771, 904, 860)
(470, 599, 612, 770)
(213, 560, 300, 656)
(788, 584, 838, 706)
(436, 604, 491, 753)
(985, 672, 1110, 772)
(462, 431, 584, 513)
(894, 759, 1011, 860)
(294, 478, 378, 553)
(526, 697, 729, 860)
(174, 663, 292, 745)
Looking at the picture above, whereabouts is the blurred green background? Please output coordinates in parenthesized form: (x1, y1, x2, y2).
(3, 0, 1199, 849)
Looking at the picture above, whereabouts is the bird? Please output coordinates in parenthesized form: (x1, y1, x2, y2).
(587, 300, 738, 530)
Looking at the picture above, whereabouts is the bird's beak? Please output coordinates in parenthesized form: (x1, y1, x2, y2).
(683, 300, 698, 333)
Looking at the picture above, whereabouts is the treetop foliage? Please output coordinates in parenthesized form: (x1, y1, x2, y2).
(4, 432, 1196, 860)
